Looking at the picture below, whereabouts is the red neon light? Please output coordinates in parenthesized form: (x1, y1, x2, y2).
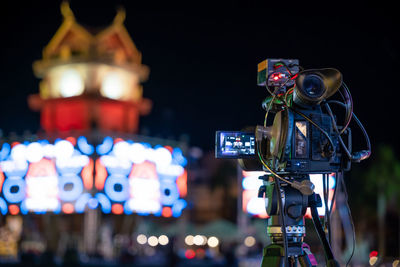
(176, 170, 187, 197)
(9, 205, 19, 215)
(129, 161, 157, 180)
(62, 203, 74, 214)
(185, 249, 195, 259)
(95, 159, 108, 190)
(66, 136, 76, 146)
(111, 204, 124, 215)
(81, 158, 94, 190)
(0, 168, 4, 193)
(161, 207, 172, 218)
(26, 158, 57, 177)
(11, 142, 20, 148)
(114, 138, 124, 144)
(164, 146, 173, 153)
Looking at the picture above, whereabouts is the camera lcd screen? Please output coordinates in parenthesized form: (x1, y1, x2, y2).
(215, 131, 256, 158)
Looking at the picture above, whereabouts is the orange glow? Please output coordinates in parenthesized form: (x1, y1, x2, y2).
(111, 204, 124, 214)
(0, 168, 4, 193)
(81, 158, 94, 190)
(66, 136, 76, 146)
(161, 207, 172, 218)
(242, 190, 269, 218)
(176, 170, 187, 197)
(129, 161, 157, 180)
(11, 142, 20, 148)
(114, 138, 124, 144)
(9, 205, 20, 215)
(26, 158, 57, 177)
(62, 203, 74, 214)
(95, 158, 108, 190)
(164, 146, 173, 153)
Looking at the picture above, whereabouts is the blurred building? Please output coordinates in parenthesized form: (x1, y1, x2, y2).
(0, 2, 189, 261)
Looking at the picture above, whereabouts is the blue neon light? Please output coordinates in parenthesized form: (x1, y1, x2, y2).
(95, 193, 112, 213)
(58, 174, 84, 201)
(171, 199, 187, 217)
(77, 136, 94, 155)
(88, 198, 99, 209)
(0, 197, 8, 215)
(0, 143, 10, 161)
(20, 200, 28, 215)
(75, 193, 91, 213)
(104, 175, 130, 202)
(159, 179, 179, 206)
(96, 136, 113, 155)
(172, 148, 187, 167)
(2, 177, 26, 203)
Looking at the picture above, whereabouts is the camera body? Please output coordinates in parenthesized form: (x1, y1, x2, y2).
(215, 58, 352, 175)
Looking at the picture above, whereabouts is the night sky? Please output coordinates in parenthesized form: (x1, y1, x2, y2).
(1, 1, 399, 155)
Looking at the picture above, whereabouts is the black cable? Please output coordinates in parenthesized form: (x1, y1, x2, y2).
(323, 174, 332, 244)
(326, 100, 372, 158)
(339, 173, 356, 267)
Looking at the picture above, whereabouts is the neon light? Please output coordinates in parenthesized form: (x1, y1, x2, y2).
(87, 198, 99, 209)
(129, 161, 157, 179)
(104, 175, 129, 202)
(0, 159, 29, 177)
(128, 143, 146, 164)
(0, 197, 7, 215)
(161, 206, 172, 217)
(95, 159, 107, 190)
(66, 137, 76, 146)
(2, 177, 26, 203)
(81, 158, 94, 190)
(100, 155, 131, 175)
(20, 200, 28, 214)
(11, 144, 26, 161)
(95, 193, 111, 213)
(176, 170, 187, 197)
(113, 141, 131, 160)
(75, 193, 91, 213)
(0, 143, 10, 161)
(56, 155, 89, 174)
(172, 148, 187, 167)
(54, 140, 74, 159)
(25, 142, 44, 163)
(96, 136, 113, 155)
(77, 136, 94, 155)
(160, 179, 179, 206)
(62, 203, 74, 214)
(0, 169, 4, 193)
(153, 147, 172, 167)
(111, 203, 124, 214)
(58, 174, 83, 201)
(9, 204, 19, 215)
(171, 199, 187, 217)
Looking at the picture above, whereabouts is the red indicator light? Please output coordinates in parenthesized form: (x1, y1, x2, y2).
(369, 250, 378, 258)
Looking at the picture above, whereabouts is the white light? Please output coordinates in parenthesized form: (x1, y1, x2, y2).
(158, 235, 169, 245)
(207, 236, 219, 248)
(153, 147, 172, 167)
(244, 236, 256, 247)
(11, 144, 26, 161)
(193, 235, 207, 246)
(59, 69, 84, 97)
(54, 140, 74, 159)
(128, 143, 146, 164)
(100, 72, 124, 99)
(26, 142, 44, 163)
(246, 197, 267, 215)
(369, 256, 378, 266)
(113, 141, 130, 160)
(137, 234, 147, 245)
(393, 259, 400, 267)
(147, 236, 159, 247)
(185, 235, 194, 246)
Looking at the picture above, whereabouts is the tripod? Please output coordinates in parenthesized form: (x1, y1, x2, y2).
(258, 175, 340, 267)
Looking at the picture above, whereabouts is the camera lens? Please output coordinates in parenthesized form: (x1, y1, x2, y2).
(301, 74, 325, 98)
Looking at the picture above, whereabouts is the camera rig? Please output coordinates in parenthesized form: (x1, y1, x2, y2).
(215, 59, 371, 266)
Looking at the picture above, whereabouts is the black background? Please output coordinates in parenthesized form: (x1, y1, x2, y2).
(1, 0, 399, 155)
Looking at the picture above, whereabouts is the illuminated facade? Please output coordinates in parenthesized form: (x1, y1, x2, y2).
(0, 2, 187, 218)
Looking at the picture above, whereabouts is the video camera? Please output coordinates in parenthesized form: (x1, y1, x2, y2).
(215, 59, 370, 177)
